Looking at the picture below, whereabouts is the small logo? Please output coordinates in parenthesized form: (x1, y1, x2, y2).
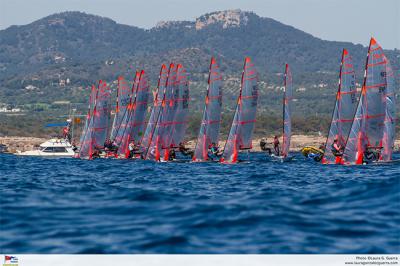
(3, 256, 18, 266)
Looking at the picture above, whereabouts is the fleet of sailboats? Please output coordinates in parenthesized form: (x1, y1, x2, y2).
(341, 38, 395, 165)
(74, 37, 397, 164)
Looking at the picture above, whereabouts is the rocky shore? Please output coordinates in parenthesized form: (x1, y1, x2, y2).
(0, 137, 47, 153)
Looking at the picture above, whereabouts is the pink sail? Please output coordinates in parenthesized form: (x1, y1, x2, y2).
(117, 71, 150, 158)
(113, 71, 140, 157)
(342, 38, 387, 164)
(91, 80, 112, 151)
(145, 63, 177, 161)
(282, 64, 293, 158)
(221, 57, 258, 163)
(322, 49, 357, 164)
(140, 65, 168, 155)
(169, 64, 190, 148)
(380, 57, 396, 161)
(77, 84, 97, 159)
(129, 70, 150, 143)
(193, 57, 223, 162)
(110, 76, 131, 144)
(77, 80, 112, 159)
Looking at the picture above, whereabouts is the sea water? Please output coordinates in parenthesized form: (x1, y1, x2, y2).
(0, 153, 399, 253)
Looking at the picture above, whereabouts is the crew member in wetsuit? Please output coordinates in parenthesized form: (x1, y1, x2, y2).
(363, 144, 378, 164)
(91, 147, 101, 159)
(104, 139, 118, 154)
(104, 139, 112, 150)
(208, 142, 223, 158)
(71, 139, 78, 152)
(178, 142, 194, 157)
(260, 138, 272, 155)
(128, 140, 141, 158)
(169, 148, 176, 160)
(331, 139, 343, 157)
(273, 136, 280, 156)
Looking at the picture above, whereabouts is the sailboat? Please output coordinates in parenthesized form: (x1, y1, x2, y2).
(117, 70, 149, 158)
(107, 71, 139, 158)
(168, 64, 190, 150)
(342, 38, 389, 165)
(192, 57, 223, 162)
(140, 64, 168, 157)
(144, 63, 177, 161)
(270, 64, 294, 162)
(75, 85, 97, 158)
(77, 80, 112, 159)
(322, 49, 357, 164)
(109, 76, 131, 146)
(220, 57, 258, 164)
(380, 56, 396, 162)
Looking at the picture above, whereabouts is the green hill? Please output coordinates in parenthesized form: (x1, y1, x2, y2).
(0, 10, 398, 137)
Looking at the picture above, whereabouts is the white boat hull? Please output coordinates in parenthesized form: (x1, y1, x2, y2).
(15, 138, 75, 158)
(16, 150, 75, 157)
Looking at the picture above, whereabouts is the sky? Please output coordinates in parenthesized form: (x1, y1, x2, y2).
(0, 0, 399, 49)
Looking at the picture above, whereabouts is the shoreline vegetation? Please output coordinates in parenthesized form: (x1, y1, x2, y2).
(1, 136, 399, 154)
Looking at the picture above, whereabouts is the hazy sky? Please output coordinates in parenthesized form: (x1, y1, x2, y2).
(1, 0, 399, 49)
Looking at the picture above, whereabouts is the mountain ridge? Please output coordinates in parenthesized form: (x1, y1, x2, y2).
(0, 10, 398, 108)
(0, 10, 399, 137)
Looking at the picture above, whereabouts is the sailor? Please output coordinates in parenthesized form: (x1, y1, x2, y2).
(71, 139, 78, 152)
(128, 141, 135, 158)
(208, 142, 223, 158)
(128, 140, 140, 158)
(91, 147, 101, 159)
(104, 139, 111, 150)
(148, 146, 157, 160)
(110, 140, 119, 152)
(178, 142, 194, 157)
(273, 136, 280, 156)
(260, 138, 272, 155)
(363, 144, 379, 164)
(169, 148, 176, 160)
(331, 139, 343, 156)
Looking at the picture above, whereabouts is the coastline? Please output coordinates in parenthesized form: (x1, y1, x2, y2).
(0, 136, 47, 153)
(2, 135, 399, 153)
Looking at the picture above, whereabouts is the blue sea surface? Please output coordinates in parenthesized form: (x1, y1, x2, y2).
(0, 152, 399, 254)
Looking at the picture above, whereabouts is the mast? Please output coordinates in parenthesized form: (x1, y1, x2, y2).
(282, 63, 293, 158)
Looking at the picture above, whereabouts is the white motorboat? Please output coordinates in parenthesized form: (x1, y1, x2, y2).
(16, 138, 75, 157)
